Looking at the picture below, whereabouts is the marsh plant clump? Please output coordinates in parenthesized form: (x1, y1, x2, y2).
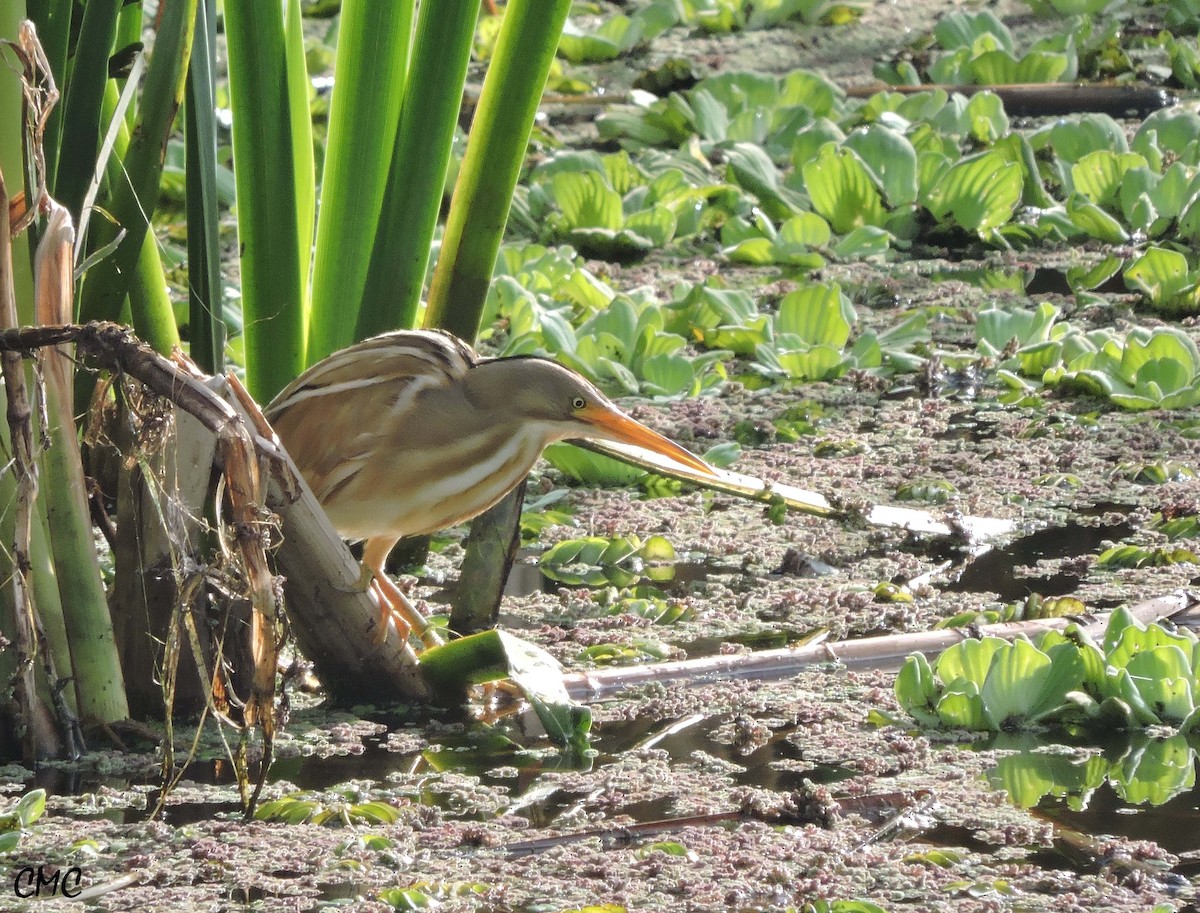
(895, 607, 1200, 734)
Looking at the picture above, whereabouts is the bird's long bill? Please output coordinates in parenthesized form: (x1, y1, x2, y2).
(581, 406, 718, 478)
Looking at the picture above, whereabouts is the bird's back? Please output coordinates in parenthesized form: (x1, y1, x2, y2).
(265, 330, 482, 537)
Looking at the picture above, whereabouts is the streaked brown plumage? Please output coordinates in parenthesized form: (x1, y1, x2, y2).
(266, 329, 716, 643)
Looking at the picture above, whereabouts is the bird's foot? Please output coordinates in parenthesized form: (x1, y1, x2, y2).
(369, 573, 444, 649)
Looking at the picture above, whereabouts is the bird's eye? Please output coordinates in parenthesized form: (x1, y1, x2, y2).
(571, 395, 586, 410)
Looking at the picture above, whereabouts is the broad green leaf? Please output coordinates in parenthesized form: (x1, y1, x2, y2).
(420, 629, 591, 748)
(779, 211, 833, 247)
(832, 226, 891, 259)
(725, 142, 804, 220)
(776, 283, 854, 347)
(641, 353, 698, 397)
(779, 69, 842, 117)
(976, 302, 1060, 355)
(690, 88, 731, 141)
(1045, 114, 1128, 164)
(926, 151, 1022, 235)
(791, 118, 846, 168)
(936, 636, 1006, 688)
(553, 171, 623, 230)
(801, 144, 886, 233)
(625, 205, 677, 247)
(544, 443, 647, 485)
(1134, 109, 1200, 164)
(971, 48, 1071, 84)
(1126, 646, 1195, 723)
(1067, 256, 1122, 292)
(916, 150, 953, 201)
(981, 639, 1051, 728)
(934, 11, 1013, 54)
(843, 125, 919, 208)
(1028, 642, 1087, 720)
(774, 345, 847, 381)
(604, 150, 644, 195)
(558, 14, 641, 64)
(936, 682, 991, 729)
(965, 91, 1009, 143)
(1124, 247, 1194, 309)
(1066, 194, 1130, 243)
(1071, 151, 1148, 206)
(13, 790, 45, 828)
(1119, 329, 1200, 388)
(896, 652, 941, 724)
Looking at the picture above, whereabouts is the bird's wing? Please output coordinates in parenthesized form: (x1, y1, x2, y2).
(265, 330, 477, 415)
(264, 330, 478, 504)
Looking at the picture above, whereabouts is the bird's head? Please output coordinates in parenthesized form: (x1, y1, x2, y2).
(470, 357, 717, 478)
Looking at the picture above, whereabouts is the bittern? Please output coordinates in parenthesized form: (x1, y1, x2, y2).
(265, 330, 717, 644)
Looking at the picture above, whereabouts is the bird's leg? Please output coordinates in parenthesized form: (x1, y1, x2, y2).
(363, 537, 444, 648)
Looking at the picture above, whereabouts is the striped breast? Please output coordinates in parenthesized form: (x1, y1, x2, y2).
(265, 330, 492, 538)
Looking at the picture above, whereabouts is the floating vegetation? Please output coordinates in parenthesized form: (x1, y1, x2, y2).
(1095, 543, 1200, 569)
(1118, 460, 1198, 484)
(895, 607, 1200, 734)
(557, 3, 676, 64)
(595, 585, 696, 625)
(895, 479, 957, 504)
(578, 637, 676, 666)
(254, 791, 403, 826)
(1151, 513, 1200, 539)
(978, 303, 1200, 411)
(937, 594, 1086, 629)
(0, 790, 45, 853)
(379, 881, 490, 910)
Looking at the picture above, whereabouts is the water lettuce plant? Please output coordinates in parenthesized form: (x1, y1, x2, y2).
(1044, 327, 1200, 411)
(600, 585, 696, 624)
(1123, 246, 1200, 315)
(504, 286, 732, 398)
(517, 150, 732, 258)
(899, 11, 1080, 85)
(598, 69, 844, 154)
(673, 0, 850, 33)
(1095, 543, 1199, 569)
(753, 282, 857, 381)
(380, 882, 491, 910)
(978, 304, 1200, 411)
(557, 3, 678, 64)
(255, 791, 403, 826)
(0, 789, 45, 853)
(895, 606, 1200, 734)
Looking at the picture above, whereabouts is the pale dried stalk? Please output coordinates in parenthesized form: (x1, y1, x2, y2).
(562, 591, 1200, 700)
(2, 21, 57, 235)
(27, 201, 89, 752)
(0, 167, 41, 762)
